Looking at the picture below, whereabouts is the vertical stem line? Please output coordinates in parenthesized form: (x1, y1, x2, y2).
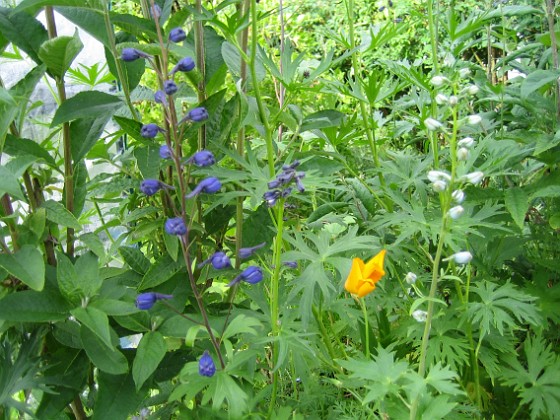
(195, 0, 207, 149)
(45, 7, 74, 258)
(359, 297, 370, 359)
(546, 0, 560, 120)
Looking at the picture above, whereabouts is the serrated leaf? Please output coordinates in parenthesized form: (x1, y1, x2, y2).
(132, 332, 167, 391)
(51, 91, 122, 127)
(38, 30, 83, 78)
(0, 290, 70, 322)
(0, 245, 45, 291)
(505, 188, 529, 229)
(41, 199, 82, 230)
(118, 247, 151, 275)
(72, 306, 113, 349)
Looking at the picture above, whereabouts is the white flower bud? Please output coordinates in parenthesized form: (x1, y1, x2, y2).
(435, 93, 448, 104)
(467, 114, 482, 125)
(462, 171, 484, 185)
(405, 272, 417, 285)
(450, 251, 473, 264)
(459, 68, 471, 78)
(425, 118, 443, 131)
(448, 205, 464, 220)
(443, 53, 456, 67)
(452, 189, 465, 203)
(427, 170, 451, 183)
(458, 137, 475, 148)
(432, 180, 447, 192)
(448, 95, 458, 106)
(412, 310, 428, 322)
(457, 147, 469, 161)
(467, 85, 479, 95)
(430, 75, 448, 87)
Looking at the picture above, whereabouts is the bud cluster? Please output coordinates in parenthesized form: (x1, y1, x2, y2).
(264, 160, 305, 207)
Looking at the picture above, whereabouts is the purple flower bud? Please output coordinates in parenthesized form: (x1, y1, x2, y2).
(238, 242, 266, 259)
(171, 57, 196, 74)
(210, 252, 231, 269)
(154, 90, 167, 105)
(295, 177, 305, 193)
(150, 4, 161, 19)
(186, 177, 221, 198)
(136, 292, 173, 310)
(164, 80, 178, 95)
(268, 179, 282, 189)
(168, 27, 186, 43)
(187, 107, 209, 122)
(264, 190, 281, 207)
(227, 266, 263, 287)
(121, 48, 150, 62)
(282, 160, 300, 170)
(281, 187, 293, 198)
(141, 123, 164, 138)
(283, 261, 298, 269)
(277, 170, 296, 185)
(159, 144, 172, 159)
(199, 351, 216, 377)
(140, 179, 162, 196)
(187, 150, 215, 167)
(165, 217, 187, 236)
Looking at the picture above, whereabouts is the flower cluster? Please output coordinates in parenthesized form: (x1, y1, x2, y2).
(264, 160, 305, 207)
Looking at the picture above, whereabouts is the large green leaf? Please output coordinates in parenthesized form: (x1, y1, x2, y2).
(0, 290, 70, 322)
(4, 134, 57, 169)
(0, 87, 18, 146)
(9, 64, 47, 131)
(72, 306, 113, 349)
(56, 6, 109, 47)
(0, 7, 48, 64)
(56, 250, 79, 302)
(132, 332, 167, 391)
(0, 245, 45, 291)
(92, 371, 145, 420)
(118, 247, 151, 275)
(0, 165, 25, 201)
(13, 0, 105, 14)
(521, 69, 560, 99)
(74, 251, 102, 297)
(504, 188, 529, 230)
(41, 199, 81, 230)
(300, 110, 345, 132)
(80, 325, 128, 375)
(51, 91, 122, 127)
(38, 30, 83, 79)
(139, 255, 182, 290)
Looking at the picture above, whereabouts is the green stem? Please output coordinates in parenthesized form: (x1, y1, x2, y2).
(268, 199, 285, 415)
(358, 297, 370, 359)
(195, 0, 207, 148)
(312, 304, 341, 367)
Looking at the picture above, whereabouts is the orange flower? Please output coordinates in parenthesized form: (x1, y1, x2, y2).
(344, 250, 386, 298)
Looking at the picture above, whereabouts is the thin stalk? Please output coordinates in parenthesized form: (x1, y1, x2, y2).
(45, 7, 75, 257)
(312, 304, 343, 371)
(546, 0, 560, 120)
(195, 0, 207, 148)
(358, 297, 370, 359)
(268, 199, 285, 415)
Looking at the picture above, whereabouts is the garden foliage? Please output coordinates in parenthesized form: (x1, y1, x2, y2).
(0, 0, 559, 418)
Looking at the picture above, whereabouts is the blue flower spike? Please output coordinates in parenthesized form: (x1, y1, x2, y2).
(199, 351, 216, 377)
(136, 292, 173, 310)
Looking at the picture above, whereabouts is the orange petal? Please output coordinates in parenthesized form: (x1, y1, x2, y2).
(356, 281, 376, 298)
(345, 258, 364, 295)
(363, 249, 386, 281)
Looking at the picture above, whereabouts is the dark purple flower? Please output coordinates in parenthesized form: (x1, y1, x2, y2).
(140, 179, 162, 196)
(150, 4, 161, 19)
(186, 177, 221, 198)
(187, 150, 215, 167)
(199, 351, 216, 377)
(171, 57, 196, 74)
(238, 242, 266, 259)
(159, 144, 172, 159)
(227, 266, 263, 287)
(141, 123, 164, 138)
(154, 90, 167, 105)
(187, 107, 209, 122)
(121, 48, 150, 62)
(136, 292, 173, 310)
(282, 160, 300, 170)
(295, 177, 305, 193)
(267, 179, 282, 189)
(264, 190, 281, 207)
(199, 251, 231, 270)
(283, 261, 298, 269)
(165, 217, 187, 236)
(164, 80, 177, 95)
(281, 187, 293, 198)
(169, 27, 186, 43)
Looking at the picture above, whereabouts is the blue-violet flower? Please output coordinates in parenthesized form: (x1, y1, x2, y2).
(141, 123, 164, 138)
(186, 177, 221, 198)
(227, 266, 263, 287)
(238, 242, 266, 259)
(199, 251, 231, 270)
(136, 292, 173, 310)
(168, 27, 186, 43)
(140, 179, 163, 196)
(159, 144, 172, 159)
(171, 57, 195, 74)
(164, 80, 177, 95)
(165, 217, 187, 236)
(187, 150, 215, 167)
(199, 351, 216, 377)
(154, 90, 167, 106)
(187, 107, 209, 122)
(121, 48, 150, 62)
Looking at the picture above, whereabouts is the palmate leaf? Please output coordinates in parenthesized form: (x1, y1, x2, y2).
(467, 281, 541, 338)
(500, 335, 560, 420)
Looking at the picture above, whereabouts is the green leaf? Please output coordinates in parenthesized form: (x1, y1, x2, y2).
(300, 110, 345, 132)
(51, 91, 122, 127)
(56, 250, 79, 301)
(221, 314, 263, 341)
(139, 255, 182, 290)
(4, 134, 57, 168)
(0, 290, 70, 322)
(132, 332, 167, 391)
(41, 199, 82, 230)
(72, 306, 113, 349)
(80, 325, 128, 375)
(118, 247, 151, 275)
(0, 7, 48, 64)
(38, 30, 83, 78)
(70, 114, 112, 162)
(92, 371, 145, 420)
(212, 371, 249, 418)
(520, 69, 560, 98)
(74, 251, 102, 297)
(13, 0, 105, 14)
(134, 145, 161, 180)
(0, 245, 45, 291)
(0, 87, 18, 145)
(505, 188, 529, 229)
(0, 166, 25, 201)
(89, 299, 138, 316)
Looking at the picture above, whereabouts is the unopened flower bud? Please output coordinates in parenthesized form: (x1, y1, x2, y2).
(154, 90, 167, 106)
(227, 266, 263, 287)
(457, 147, 469, 161)
(159, 145, 172, 159)
(136, 292, 172, 310)
(425, 118, 443, 131)
(448, 95, 458, 106)
(435, 94, 448, 105)
(467, 85, 479, 95)
(168, 27, 186, 43)
(185, 177, 221, 198)
(121, 48, 149, 62)
(239, 242, 266, 259)
(164, 80, 178, 95)
(430, 75, 448, 87)
(458, 137, 475, 148)
(448, 205, 464, 220)
(467, 114, 482, 125)
(452, 189, 465, 203)
(141, 123, 164, 138)
(459, 68, 471, 78)
(427, 170, 451, 183)
(412, 310, 428, 322)
(462, 171, 484, 185)
(165, 217, 187, 236)
(140, 179, 162, 196)
(449, 251, 473, 264)
(186, 107, 208, 123)
(171, 57, 195, 74)
(432, 180, 447, 192)
(405, 272, 417, 285)
(198, 351, 216, 377)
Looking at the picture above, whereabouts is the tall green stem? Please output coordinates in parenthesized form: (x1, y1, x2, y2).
(195, 0, 207, 148)
(358, 298, 370, 359)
